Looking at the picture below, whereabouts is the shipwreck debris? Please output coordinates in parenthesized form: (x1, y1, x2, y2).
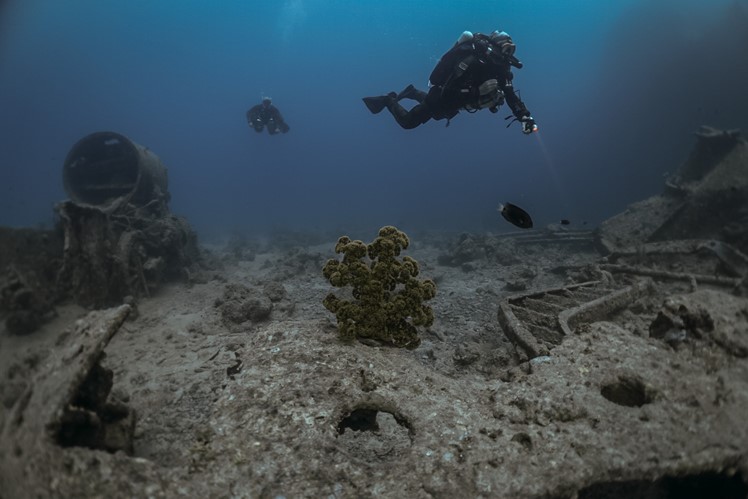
(56, 132, 200, 308)
(0, 228, 63, 334)
(558, 279, 654, 336)
(649, 298, 714, 346)
(499, 281, 602, 358)
(678, 126, 743, 183)
(596, 127, 748, 254)
(599, 239, 747, 292)
(1, 265, 55, 334)
(0, 305, 133, 498)
(62, 131, 168, 213)
(56, 361, 136, 454)
(498, 279, 653, 359)
(437, 229, 597, 268)
(599, 263, 741, 289)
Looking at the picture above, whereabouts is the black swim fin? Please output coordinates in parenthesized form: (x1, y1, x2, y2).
(362, 92, 396, 114)
(397, 84, 418, 101)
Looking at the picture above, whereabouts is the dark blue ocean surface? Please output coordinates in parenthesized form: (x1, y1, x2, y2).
(1, 0, 746, 239)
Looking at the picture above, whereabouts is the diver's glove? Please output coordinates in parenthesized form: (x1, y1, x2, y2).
(520, 115, 538, 134)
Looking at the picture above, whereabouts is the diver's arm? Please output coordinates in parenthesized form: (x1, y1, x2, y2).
(271, 107, 290, 133)
(500, 71, 537, 133)
(499, 72, 530, 119)
(247, 106, 260, 123)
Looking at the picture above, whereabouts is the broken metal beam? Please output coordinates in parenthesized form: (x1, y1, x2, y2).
(599, 264, 742, 288)
(0, 305, 130, 498)
(558, 279, 655, 336)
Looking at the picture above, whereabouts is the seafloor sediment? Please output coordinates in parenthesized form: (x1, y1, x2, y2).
(1, 230, 747, 498)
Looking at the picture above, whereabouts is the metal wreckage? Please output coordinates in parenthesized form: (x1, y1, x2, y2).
(0, 132, 201, 486)
(1, 127, 747, 497)
(0, 131, 200, 333)
(499, 126, 748, 362)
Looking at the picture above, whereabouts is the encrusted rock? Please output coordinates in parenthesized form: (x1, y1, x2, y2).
(263, 281, 287, 302)
(218, 283, 273, 325)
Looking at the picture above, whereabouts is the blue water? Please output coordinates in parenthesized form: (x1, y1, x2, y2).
(1, 0, 746, 240)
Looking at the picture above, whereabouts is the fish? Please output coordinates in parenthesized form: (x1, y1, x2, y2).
(498, 202, 533, 229)
(560, 219, 570, 225)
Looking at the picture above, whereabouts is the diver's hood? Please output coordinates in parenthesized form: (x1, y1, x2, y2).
(489, 30, 516, 56)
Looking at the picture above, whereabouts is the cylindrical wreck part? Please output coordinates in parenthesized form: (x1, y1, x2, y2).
(62, 131, 168, 211)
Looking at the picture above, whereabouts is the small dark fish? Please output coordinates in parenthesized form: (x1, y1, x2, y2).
(560, 219, 570, 225)
(498, 202, 533, 229)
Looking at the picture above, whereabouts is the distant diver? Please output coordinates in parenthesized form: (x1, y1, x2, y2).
(246, 97, 290, 135)
(498, 202, 533, 229)
(363, 30, 538, 133)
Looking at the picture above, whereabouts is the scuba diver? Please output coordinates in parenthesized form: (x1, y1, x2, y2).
(363, 30, 538, 134)
(246, 97, 290, 135)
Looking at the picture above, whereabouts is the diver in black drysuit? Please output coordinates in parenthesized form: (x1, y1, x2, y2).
(246, 97, 290, 135)
(363, 30, 538, 134)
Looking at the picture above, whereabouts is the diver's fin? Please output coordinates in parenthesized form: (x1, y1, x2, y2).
(363, 95, 391, 114)
(397, 84, 418, 101)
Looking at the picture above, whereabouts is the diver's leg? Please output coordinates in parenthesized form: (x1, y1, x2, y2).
(398, 84, 427, 103)
(387, 101, 432, 130)
(411, 89, 428, 103)
(363, 92, 397, 114)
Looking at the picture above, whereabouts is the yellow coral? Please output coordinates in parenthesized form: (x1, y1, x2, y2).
(322, 226, 436, 349)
